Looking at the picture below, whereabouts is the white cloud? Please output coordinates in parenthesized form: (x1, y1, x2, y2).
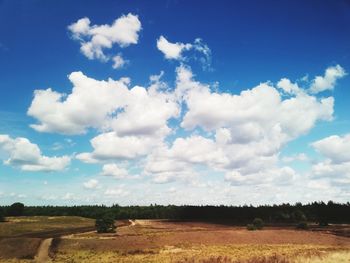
(0, 134, 70, 172)
(309, 65, 346, 94)
(100, 163, 128, 179)
(76, 131, 163, 162)
(112, 54, 128, 69)
(277, 78, 302, 95)
(28, 71, 130, 134)
(224, 166, 296, 186)
(312, 134, 350, 163)
(156, 35, 192, 60)
(157, 36, 212, 69)
(68, 14, 141, 61)
(310, 134, 350, 186)
(28, 71, 179, 141)
(143, 65, 336, 185)
(83, 179, 99, 189)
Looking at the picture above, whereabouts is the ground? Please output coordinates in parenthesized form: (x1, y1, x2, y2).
(0, 218, 349, 262)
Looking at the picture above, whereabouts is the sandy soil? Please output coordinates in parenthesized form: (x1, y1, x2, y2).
(34, 238, 53, 263)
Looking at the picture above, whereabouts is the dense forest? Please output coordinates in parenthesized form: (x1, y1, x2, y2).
(1, 201, 349, 225)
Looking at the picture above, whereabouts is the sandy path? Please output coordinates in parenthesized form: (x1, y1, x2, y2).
(34, 238, 53, 263)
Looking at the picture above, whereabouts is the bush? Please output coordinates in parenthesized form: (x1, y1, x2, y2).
(319, 221, 329, 227)
(7, 202, 24, 216)
(252, 218, 264, 230)
(296, 221, 308, 230)
(246, 224, 256, 231)
(95, 213, 116, 233)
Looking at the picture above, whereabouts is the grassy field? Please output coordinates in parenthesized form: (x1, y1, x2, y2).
(0, 216, 95, 260)
(49, 244, 350, 263)
(0, 218, 349, 262)
(0, 216, 94, 237)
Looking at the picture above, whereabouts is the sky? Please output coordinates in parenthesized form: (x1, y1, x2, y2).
(0, 0, 350, 206)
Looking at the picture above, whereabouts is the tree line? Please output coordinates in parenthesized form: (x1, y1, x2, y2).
(0, 201, 349, 225)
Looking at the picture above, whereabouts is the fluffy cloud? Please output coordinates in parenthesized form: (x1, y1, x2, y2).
(28, 71, 179, 136)
(145, 65, 336, 184)
(100, 163, 129, 179)
(311, 134, 350, 186)
(312, 134, 350, 163)
(157, 36, 211, 69)
(156, 36, 192, 60)
(76, 132, 162, 162)
(0, 134, 70, 172)
(68, 14, 141, 66)
(83, 179, 99, 189)
(28, 71, 130, 134)
(309, 65, 346, 94)
(26, 63, 344, 189)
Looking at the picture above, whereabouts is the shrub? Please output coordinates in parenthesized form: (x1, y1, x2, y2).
(95, 213, 116, 233)
(7, 202, 24, 216)
(319, 221, 329, 227)
(296, 221, 308, 230)
(252, 218, 264, 230)
(246, 224, 256, 231)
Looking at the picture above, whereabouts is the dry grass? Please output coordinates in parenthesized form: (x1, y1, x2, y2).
(51, 244, 350, 263)
(0, 216, 94, 237)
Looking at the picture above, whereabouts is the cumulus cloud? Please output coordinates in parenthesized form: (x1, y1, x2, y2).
(100, 163, 129, 179)
(28, 71, 179, 136)
(144, 65, 337, 184)
(157, 36, 212, 69)
(0, 134, 70, 172)
(26, 63, 345, 189)
(310, 134, 350, 186)
(309, 65, 346, 94)
(312, 134, 350, 164)
(68, 14, 141, 66)
(83, 179, 99, 189)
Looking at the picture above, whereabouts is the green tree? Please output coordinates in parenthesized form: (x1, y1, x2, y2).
(95, 213, 116, 233)
(0, 208, 5, 222)
(8, 202, 25, 216)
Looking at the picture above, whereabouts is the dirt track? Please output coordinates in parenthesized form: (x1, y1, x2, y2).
(34, 238, 53, 263)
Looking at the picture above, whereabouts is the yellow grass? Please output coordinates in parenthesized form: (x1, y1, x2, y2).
(51, 244, 350, 263)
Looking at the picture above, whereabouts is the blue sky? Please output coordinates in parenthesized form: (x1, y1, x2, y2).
(0, 0, 350, 205)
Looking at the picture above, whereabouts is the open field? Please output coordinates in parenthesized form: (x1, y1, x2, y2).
(0, 216, 95, 238)
(0, 218, 349, 262)
(0, 216, 95, 260)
